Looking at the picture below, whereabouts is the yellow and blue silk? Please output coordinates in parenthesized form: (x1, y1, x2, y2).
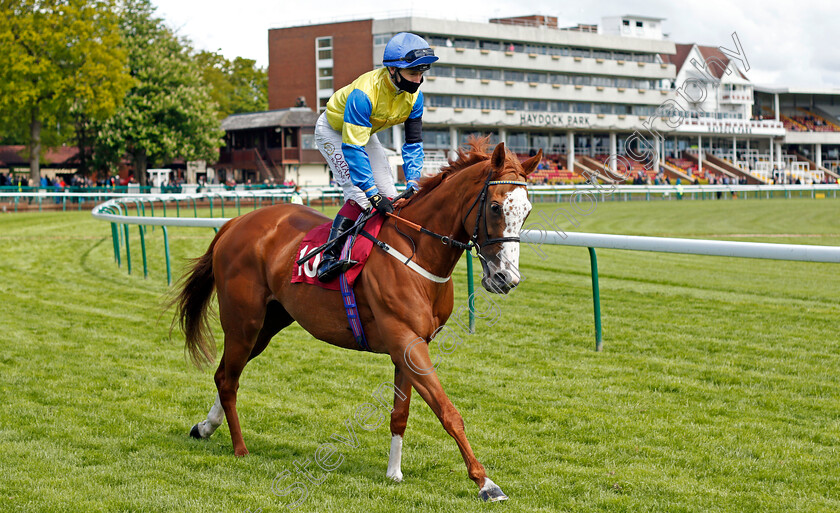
(326, 67, 424, 197)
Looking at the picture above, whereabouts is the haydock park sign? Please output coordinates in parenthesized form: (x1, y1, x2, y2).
(520, 113, 592, 128)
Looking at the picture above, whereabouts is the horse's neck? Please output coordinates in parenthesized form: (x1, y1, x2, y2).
(391, 169, 479, 278)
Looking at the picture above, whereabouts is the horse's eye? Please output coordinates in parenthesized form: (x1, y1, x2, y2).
(490, 203, 502, 215)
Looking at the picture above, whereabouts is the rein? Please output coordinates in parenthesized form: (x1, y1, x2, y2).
(387, 172, 528, 254)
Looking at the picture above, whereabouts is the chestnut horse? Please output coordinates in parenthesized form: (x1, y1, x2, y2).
(172, 139, 541, 501)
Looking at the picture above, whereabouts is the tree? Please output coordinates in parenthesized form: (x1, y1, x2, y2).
(195, 51, 268, 119)
(0, 0, 131, 183)
(95, 0, 222, 186)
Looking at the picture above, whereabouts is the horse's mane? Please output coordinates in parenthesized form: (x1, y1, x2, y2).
(413, 136, 500, 200)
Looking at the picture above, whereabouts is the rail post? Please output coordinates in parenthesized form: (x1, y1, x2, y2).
(139, 224, 148, 278)
(162, 226, 172, 285)
(587, 247, 603, 351)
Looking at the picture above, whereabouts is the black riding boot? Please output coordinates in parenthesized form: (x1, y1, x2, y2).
(317, 215, 358, 282)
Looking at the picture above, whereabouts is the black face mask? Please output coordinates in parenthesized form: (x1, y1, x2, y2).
(390, 69, 423, 94)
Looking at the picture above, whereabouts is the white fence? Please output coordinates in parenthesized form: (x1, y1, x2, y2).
(90, 191, 840, 351)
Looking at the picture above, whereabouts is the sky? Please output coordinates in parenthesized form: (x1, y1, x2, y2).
(152, 0, 840, 89)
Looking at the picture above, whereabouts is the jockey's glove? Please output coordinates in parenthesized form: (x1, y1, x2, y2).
(369, 193, 394, 214)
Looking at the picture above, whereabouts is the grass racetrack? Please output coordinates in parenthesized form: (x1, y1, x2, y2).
(1, 197, 839, 512)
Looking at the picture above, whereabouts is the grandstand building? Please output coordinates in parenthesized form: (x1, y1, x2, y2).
(261, 14, 840, 185)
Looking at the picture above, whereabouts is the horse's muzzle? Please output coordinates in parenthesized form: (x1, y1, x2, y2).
(482, 269, 518, 294)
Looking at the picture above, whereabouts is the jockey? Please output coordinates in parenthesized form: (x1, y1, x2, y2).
(314, 32, 438, 282)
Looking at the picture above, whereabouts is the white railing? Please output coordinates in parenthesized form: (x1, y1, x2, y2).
(520, 230, 840, 263)
(90, 190, 840, 351)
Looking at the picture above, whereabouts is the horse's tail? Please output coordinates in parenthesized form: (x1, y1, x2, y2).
(169, 222, 232, 369)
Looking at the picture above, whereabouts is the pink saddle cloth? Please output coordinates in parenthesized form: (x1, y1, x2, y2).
(291, 202, 385, 291)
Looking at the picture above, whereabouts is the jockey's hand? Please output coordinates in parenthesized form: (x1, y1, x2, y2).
(369, 193, 394, 214)
(393, 187, 415, 209)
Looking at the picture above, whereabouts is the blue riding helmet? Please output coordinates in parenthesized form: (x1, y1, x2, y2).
(382, 32, 439, 71)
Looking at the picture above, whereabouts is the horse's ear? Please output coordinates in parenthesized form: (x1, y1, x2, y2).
(491, 141, 506, 171)
(520, 149, 543, 177)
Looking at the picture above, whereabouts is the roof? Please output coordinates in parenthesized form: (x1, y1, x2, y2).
(660, 43, 747, 80)
(660, 43, 693, 71)
(0, 145, 79, 167)
(618, 14, 665, 21)
(754, 85, 840, 95)
(221, 108, 319, 131)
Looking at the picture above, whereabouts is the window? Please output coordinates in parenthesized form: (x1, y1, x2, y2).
(594, 103, 613, 114)
(301, 133, 316, 150)
(316, 37, 332, 60)
(633, 105, 655, 116)
(504, 70, 525, 82)
(526, 101, 547, 111)
(636, 21, 644, 28)
(571, 48, 590, 59)
(480, 40, 502, 51)
(622, 19, 630, 26)
(526, 72, 547, 83)
(428, 65, 453, 78)
(479, 69, 502, 80)
(572, 75, 591, 86)
(593, 50, 611, 60)
(592, 76, 613, 87)
(422, 129, 450, 149)
(316, 37, 334, 112)
(455, 67, 477, 79)
(453, 96, 479, 109)
(506, 99, 524, 111)
(551, 74, 569, 85)
(318, 67, 333, 90)
(453, 38, 477, 49)
(426, 95, 452, 107)
(427, 36, 449, 47)
(548, 101, 568, 112)
(373, 33, 394, 45)
(480, 97, 503, 110)
(572, 103, 592, 113)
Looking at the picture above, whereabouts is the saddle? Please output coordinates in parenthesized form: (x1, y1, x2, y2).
(291, 202, 386, 291)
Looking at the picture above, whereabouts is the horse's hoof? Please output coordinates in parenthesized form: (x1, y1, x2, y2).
(234, 448, 250, 457)
(386, 469, 403, 483)
(189, 424, 202, 439)
(478, 477, 508, 502)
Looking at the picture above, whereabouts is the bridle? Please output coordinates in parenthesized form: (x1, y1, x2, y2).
(462, 170, 528, 251)
(388, 168, 528, 255)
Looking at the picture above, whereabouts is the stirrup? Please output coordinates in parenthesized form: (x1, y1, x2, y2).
(317, 257, 358, 282)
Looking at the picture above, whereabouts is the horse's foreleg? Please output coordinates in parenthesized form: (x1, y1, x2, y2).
(395, 342, 508, 502)
(386, 365, 412, 482)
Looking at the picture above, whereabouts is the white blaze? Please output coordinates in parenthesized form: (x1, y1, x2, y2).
(499, 188, 531, 275)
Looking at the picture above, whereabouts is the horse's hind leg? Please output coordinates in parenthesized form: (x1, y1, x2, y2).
(190, 301, 292, 448)
(386, 365, 412, 482)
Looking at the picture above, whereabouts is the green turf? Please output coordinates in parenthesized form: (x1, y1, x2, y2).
(0, 197, 838, 512)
